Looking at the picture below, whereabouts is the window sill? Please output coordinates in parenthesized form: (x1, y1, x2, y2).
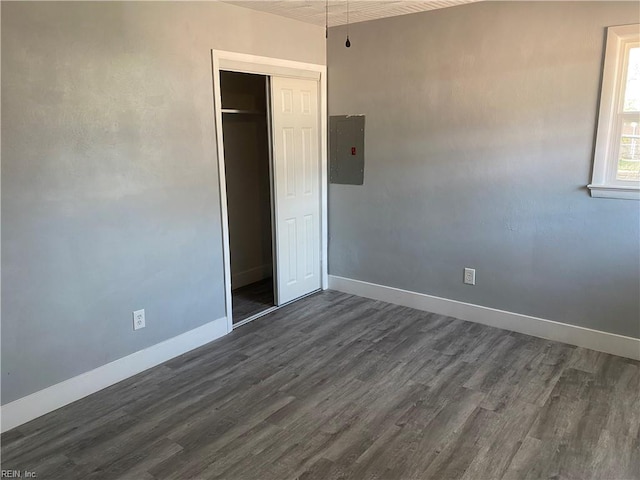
(587, 184, 640, 200)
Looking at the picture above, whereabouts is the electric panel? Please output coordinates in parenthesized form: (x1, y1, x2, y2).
(330, 115, 365, 185)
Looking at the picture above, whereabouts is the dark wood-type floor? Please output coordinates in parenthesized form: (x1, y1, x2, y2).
(232, 277, 274, 324)
(2, 290, 639, 480)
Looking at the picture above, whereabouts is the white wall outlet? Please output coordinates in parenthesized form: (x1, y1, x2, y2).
(133, 309, 145, 330)
(464, 268, 476, 285)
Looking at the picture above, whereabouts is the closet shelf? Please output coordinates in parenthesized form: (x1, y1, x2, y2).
(221, 109, 266, 115)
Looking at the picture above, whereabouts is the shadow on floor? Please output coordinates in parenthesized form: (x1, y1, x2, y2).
(232, 277, 274, 324)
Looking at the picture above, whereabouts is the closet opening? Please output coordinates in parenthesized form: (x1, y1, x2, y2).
(220, 71, 276, 325)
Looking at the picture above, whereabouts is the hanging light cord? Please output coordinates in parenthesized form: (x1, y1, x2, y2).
(345, 0, 351, 47)
(326, 0, 329, 39)
(346, 0, 349, 36)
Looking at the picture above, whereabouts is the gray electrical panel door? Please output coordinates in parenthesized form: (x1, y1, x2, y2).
(330, 115, 365, 185)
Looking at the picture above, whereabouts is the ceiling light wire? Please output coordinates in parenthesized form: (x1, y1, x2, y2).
(345, 0, 351, 47)
(326, 0, 328, 38)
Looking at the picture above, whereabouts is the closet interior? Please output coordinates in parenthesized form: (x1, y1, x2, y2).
(220, 71, 275, 325)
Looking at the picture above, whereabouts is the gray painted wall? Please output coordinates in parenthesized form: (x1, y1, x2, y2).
(327, 1, 640, 338)
(1, 1, 324, 404)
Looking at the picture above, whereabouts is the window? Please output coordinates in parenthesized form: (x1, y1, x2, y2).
(589, 24, 640, 200)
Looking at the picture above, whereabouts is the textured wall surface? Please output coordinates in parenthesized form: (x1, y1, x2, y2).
(327, 1, 640, 338)
(1, 1, 324, 404)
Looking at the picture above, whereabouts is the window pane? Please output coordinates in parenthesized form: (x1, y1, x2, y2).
(623, 47, 640, 112)
(617, 119, 640, 181)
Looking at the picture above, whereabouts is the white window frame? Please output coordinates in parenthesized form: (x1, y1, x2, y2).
(589, 24, 640, 200)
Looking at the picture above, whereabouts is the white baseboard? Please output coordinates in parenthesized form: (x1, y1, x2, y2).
(329, 275, 640, 361)
(232, 264, 272, 290)
(1, 316, 228, 433)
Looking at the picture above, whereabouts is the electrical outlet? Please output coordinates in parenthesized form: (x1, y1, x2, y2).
(133, 309, 145, 330)
(464, 268, 476, 285)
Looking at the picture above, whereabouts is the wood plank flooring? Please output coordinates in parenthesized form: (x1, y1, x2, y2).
(232, 277, 274, 324)
(2, 290, 639, 479)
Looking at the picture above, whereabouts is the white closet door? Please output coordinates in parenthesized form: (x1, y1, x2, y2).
(271, 77, 321, 305)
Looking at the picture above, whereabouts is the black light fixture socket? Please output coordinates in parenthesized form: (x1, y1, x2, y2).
(345, 36, 351, 48)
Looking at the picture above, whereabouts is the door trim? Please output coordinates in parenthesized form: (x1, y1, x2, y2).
(211, 50, 328, 334)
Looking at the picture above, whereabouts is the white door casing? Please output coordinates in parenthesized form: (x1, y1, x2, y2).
(212, 50, 327, 332)
(271, 77, 321, 304)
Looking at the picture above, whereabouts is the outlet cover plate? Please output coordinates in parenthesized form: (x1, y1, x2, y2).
(464, 268, 476, 285)
(133, 309, 146, 330)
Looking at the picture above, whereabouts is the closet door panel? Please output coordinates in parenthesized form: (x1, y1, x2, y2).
(271, 77, 321, 305)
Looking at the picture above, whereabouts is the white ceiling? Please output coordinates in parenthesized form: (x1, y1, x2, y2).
(225, 0, 483, 27)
